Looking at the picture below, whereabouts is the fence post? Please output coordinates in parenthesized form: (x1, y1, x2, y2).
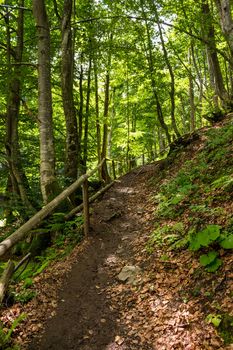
(82, 179, 90, 236)
(112, 160, 116, 179)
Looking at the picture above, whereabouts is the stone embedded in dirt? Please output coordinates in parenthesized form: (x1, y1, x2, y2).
(117, 265, 141, 284)
(115, 335, 125, 345)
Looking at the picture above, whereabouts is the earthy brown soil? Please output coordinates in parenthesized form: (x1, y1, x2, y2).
(1, 160, 232, 350)
(28, 167, 155, 350)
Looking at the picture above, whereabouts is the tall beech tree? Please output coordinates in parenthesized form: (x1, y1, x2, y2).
(140, 1, 171, 144)
(201, 0, 229, 109)
(60, 0, 79, 183)
(1, 0, 233, 223)
(5, 1, 34, 214)
(32, 0, 58, 204)
(100, 32, 113, 183)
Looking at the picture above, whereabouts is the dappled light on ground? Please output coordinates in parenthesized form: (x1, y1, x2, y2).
(1, 120, 233, 349)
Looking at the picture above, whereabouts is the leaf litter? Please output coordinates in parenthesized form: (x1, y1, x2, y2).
(0, 119, 233, 350)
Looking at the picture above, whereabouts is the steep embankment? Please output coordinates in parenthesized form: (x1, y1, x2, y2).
(1, 116, 233, 350)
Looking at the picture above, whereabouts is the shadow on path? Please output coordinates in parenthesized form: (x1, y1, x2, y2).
(29, 176, 144, 350)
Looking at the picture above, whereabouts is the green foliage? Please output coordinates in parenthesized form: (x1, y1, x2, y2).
(206, 314, 222, 327)
(189, 225, 221, 251)
(218, 314, 233, 344)
(200, 251, 222, 272)
(147, 222, 185, 251)
(205, 125, 233, 149)
(199, 251, 218, 266)
(211, 175, 233, 190)
(13, 214, 84, 285)
(0, 313, 26, 350)
(206, 312, 233, 344)
(219, 234, 233, 249)
(11, 290, 36, 304)
(23, 277, 33, 289)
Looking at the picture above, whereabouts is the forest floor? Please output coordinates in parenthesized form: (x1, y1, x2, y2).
(1, 119, 233, 350)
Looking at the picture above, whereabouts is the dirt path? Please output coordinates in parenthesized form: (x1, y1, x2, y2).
(13, 163, 230, 350)
(28, 168, 153, 350)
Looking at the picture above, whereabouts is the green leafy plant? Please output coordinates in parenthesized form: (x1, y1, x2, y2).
(206, 313, 222, 327)
(199, 251, 222, 272)
(220, 234, 233, 249)
(147, 222, 185, 251)
(0, 313, 26, 350)
(189, 224, 221, 251)
(218, 314, 233, 344)
(12, 290, 36, 304)
(211, 175, 233, 190)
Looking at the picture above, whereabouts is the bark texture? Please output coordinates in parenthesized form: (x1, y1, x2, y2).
(33, 0, 57, 203)
(201, 0, 229, 107)
(5, 0, 34, 213)
(61, 0, 79, 181)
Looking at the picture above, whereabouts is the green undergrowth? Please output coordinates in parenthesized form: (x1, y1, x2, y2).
(148, 122, 233, 259)
(0, 313, 26, 350)
(0, 214, 84, 349)
(0, 214, 84, 307)
(147, 120, 233, 342)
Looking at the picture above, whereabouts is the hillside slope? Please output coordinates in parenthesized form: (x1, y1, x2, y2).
(1, 116, 233, 350)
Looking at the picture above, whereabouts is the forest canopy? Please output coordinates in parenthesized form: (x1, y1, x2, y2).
(0, 0, 233, 220)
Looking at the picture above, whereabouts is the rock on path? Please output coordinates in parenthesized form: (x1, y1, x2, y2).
(28, 169, 151, 350)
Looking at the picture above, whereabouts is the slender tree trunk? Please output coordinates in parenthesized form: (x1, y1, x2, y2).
(201, 0, 229, 108)
(94, 61, 101, 160)
(157, 127, 166, 154)
(5, 0, 34, 213)
(126, 68, 130, 171)
(214, 0, 233, 68)
(188, 47, 196, 132)
(140, 2, 171, 144)
(32, 0, 58, 204)
(152, 2, 180, 138)
(101, 69, 111, 183)
(100, 34, 112, 183)
(83, 55, 92, 171)
(61, 0, 78, 182)
(78, 60, 84, 175)
(94, 60, 102, 180)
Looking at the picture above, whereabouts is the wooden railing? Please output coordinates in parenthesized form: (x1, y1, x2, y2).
(0, 159, 116, 303)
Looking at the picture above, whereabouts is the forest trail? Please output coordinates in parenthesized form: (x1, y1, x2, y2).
(28, 166, 155, 350)
(4, 117, 232, 350)
(21, 160, 230, 350)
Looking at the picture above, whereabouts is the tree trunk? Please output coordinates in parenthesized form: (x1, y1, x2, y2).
(5, 0, 34, 214)
(61, 0, 79, 182)
(78, 60, 84, 175)
(0, 160, 105, 258)
(101, 70, 111, 183)
(188, 47, 196, 132)
(0, 260, 15, 304)
(94, 60, 102, 180)
(201, 0, 229, 108)
(32, 0, 58, 204)
(83, 55, 92, 171)
(101, 34, 112, 183)
(140, 2, 171, 144)
(152, 2, 180, 138)
(214, 0, 233, 68)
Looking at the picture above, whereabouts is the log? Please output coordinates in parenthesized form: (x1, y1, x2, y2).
(65, 181, 115, 220)
(0, 260, 15, 304)
(0, 160, 105, 257)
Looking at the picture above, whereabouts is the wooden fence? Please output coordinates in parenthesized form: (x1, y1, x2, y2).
(0, 159, 115, 303)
